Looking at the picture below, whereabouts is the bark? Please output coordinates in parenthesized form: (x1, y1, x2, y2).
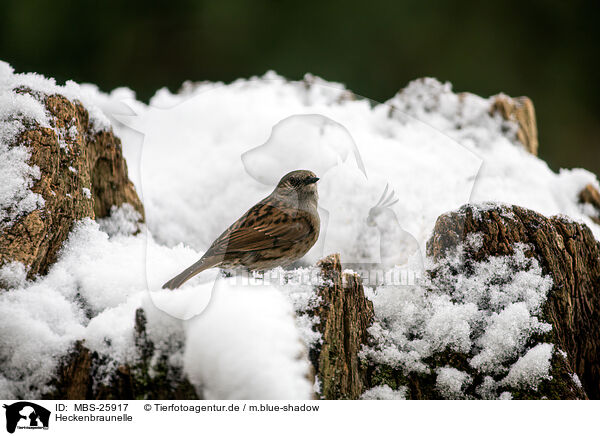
(427, 204, 599, 399)
(311, 254, 375, 399)
(0, 92, 143, 280)
(490, 95, 539, 155)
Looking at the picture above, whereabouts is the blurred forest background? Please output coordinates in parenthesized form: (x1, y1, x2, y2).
(1, 0, 598, 176)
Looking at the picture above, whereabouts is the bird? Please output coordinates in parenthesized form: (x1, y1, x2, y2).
(162, 170, 321, 289)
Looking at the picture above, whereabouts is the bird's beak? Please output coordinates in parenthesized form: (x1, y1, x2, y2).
(306, 176, 319, 185)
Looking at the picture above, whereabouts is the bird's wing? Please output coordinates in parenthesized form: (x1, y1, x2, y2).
(206, 203, 314, 255)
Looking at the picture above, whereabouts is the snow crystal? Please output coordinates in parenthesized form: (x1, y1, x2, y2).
(430, 242, 553, 315)
(475, 376, 498, 400)
(361, 384, 407, 400)
(436, 367, 473, 399)
(470, 302, 551, 373)
(97, 203, 142, 237)
(501, 343, 554, 389)
(67, 125, 78, 138)
(425, 296, 479, 354)
(82, 187, 91, 199)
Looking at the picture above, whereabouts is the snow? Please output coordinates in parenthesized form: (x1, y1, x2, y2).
(97, 203, 142, 237)
(0, 61, 110, 132)
(501, 343, 554, 390)
(0, 261, 27, 289)
(470, 302, 551, 374)
(1, 62, 598, 399)
(110, 74, 483, 268)
(436, 367, 473, 399)
(0, 218, 314, 399)
(0, 90, 46, 225)
(183, 280, 313, 400)
(361, 384, 407, 400)
(361, 244, 555, 398)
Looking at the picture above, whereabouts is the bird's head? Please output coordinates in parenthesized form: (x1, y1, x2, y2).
(274, 170, 320, 205)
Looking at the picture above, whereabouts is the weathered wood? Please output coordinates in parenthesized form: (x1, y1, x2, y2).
(427, 204, 600, 399)
(579, 183, 600, 225)
(0, 92, 143, 280)
(490, 95, 539, 155)
(311, 254, 375, 399)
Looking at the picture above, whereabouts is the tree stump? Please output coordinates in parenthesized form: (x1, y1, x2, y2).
(427, 204, 600, 399)
(0, 92, 143, 281)
(45, 309, 198, 400)
(310, 254, 375, 399)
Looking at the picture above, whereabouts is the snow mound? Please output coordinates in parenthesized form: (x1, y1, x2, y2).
(183, 279, 313, 400)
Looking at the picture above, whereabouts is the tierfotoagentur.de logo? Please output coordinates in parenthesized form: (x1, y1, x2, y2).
(2, 402, 50, 433)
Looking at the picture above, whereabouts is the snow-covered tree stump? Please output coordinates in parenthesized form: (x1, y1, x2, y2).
(311, 254, 375, 399)
(46, 309, 198, 400)
(427, 204, 599, 399)
(0, 91, 143, 280)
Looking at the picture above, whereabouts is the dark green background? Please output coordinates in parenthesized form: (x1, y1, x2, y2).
(1, 0, 598, 176)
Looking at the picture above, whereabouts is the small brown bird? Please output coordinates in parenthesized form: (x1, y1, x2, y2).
(162, 170, 321, 289)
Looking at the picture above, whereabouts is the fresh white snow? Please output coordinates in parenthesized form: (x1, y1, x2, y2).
(361, 384, 407, 400)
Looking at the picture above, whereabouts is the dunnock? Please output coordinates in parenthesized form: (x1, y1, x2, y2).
(162, 170, 320, 289)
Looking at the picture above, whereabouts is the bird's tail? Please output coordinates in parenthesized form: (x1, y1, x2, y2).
(162, 257, 218, 290)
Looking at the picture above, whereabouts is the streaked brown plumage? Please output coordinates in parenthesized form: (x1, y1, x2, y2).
(162, 170, 320, 289)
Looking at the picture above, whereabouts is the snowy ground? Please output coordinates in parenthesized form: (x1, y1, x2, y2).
(1, 61, 599, 399)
